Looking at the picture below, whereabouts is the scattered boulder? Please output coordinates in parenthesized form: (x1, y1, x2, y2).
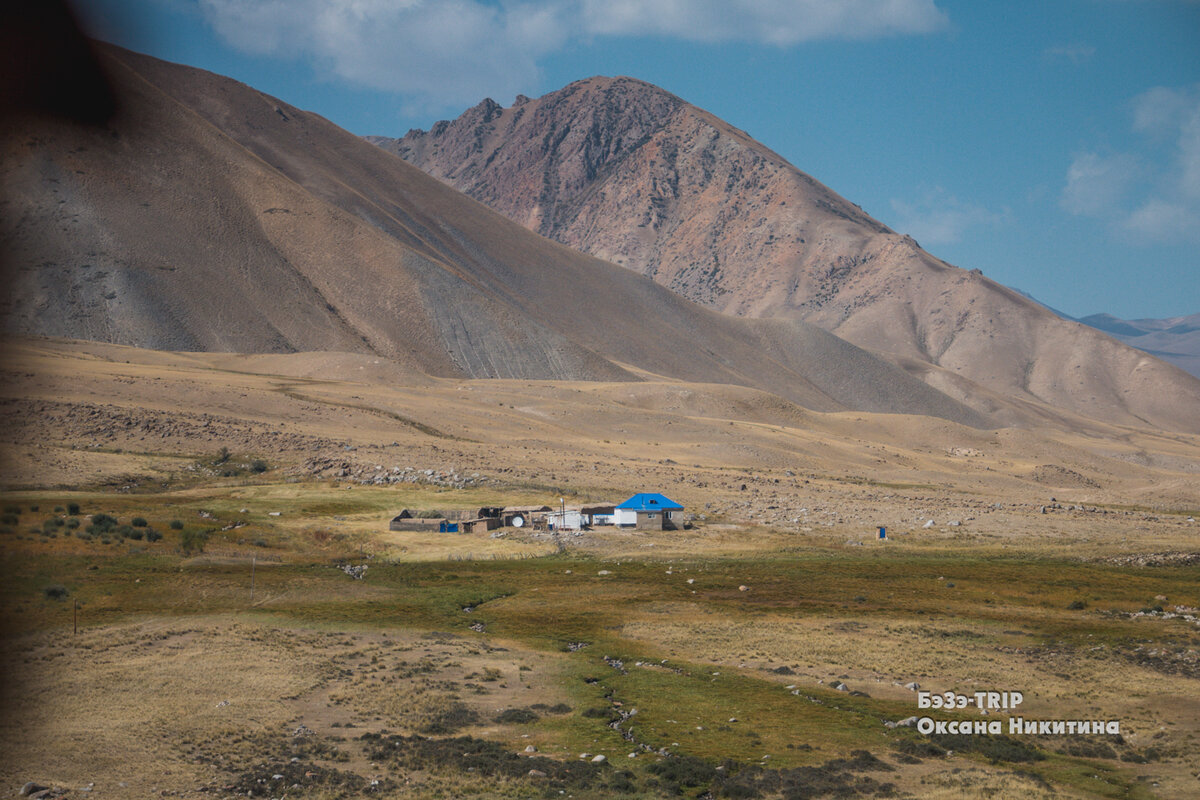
(885, 716, 920, 729)
(340, 564, 368, 580)
(1032, 464, 1100, 488)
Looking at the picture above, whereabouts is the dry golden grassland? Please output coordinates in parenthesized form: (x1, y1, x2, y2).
(1, 338, 1198, 799)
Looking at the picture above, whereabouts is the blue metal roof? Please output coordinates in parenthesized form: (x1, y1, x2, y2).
(616, 493, 683, 511)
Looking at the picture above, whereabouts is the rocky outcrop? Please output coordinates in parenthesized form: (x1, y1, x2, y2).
(376, 77, 1200, 434)
(0, 47, 986, 426)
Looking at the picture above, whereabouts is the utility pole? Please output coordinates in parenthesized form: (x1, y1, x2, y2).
(73, 599, 78, 635)
(250, 555, 256, 603)
(558, 497, 566, 552)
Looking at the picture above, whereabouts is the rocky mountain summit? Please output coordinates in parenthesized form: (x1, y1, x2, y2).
(1, 45, 988, 427)
(375, 77, 1200, 433)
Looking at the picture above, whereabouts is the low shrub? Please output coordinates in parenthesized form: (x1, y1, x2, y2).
(418, 700, 479, 735)
(181, 528, 211, 555)
(712, 751, 895, 800)
(895, 738, 946, 758)
(494, 708, 538, 724)
(607, 770, 638, 794)
(91, 513, 118, 531)
(647, 755, 717, 793)
(43, 584, 69, 600)
(361, 733, 603, 788)
(929, 733, 1044, 763)
(131, 517, 148, 527)
(1060, 738, 1117, 759)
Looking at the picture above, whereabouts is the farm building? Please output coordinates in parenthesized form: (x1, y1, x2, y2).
(546, 503, 619, 530)
(388, 501, 641, 533)
(546, 507, 584, 531)
(460, 517, 501, 534)
(501, 505, 551, 529)
(581, 504, 616, 526)
(615, 493, 683, 530)
(389, 509, 448, 532)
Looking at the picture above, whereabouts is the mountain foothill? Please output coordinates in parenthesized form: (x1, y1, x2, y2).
(3, 45, 1198, 436)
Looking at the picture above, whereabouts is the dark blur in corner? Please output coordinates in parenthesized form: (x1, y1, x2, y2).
(1, 0, 119, 327)
(1, 0, 118, 123)
(0, 0, 118, 669)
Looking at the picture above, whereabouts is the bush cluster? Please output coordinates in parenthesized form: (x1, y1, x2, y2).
(181, 527, 211, 555)
(707, 751, 896, 800)
(928, 732, 1044, 763)
(360, 733, 603, 789)
(493, 707, 539, 724)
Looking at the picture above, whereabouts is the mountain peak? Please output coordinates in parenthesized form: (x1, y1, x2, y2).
(2, 42, 997, 427)
(372, 77, 1200, 433)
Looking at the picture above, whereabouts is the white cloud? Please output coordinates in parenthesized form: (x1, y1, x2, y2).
(1123, 199, 1199, 241)
(1062, 84, 1200, 243)
(889, 188, 1007, 246)
(1132, 85, 1196, 135)
(200, 0, 571, 110)
(580, 0, 949, 44)
(1042, 43, 1095, 64)
(1132, 84, 1200, 197)
(198, 0, 949, 111)
(1061, 152, 1140, 217)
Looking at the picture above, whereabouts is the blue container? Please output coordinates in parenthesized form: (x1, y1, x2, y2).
(878, 526, 887, 539)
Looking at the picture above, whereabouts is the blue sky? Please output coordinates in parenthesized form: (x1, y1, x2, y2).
(79, 0, 1199, 320)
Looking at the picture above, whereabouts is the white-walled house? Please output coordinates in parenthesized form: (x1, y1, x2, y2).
(614, 493, 683, 530)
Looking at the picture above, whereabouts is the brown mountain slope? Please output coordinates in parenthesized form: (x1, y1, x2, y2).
(1077, 313, 1200, 380)
(375, 76, 1200, 433)
(0, 44, 989, 426)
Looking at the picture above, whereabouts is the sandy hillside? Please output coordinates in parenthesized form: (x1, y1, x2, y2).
(0, 44, 991, 430)
(378, 76, 1200, 433)
(3, 337, 1197, 548)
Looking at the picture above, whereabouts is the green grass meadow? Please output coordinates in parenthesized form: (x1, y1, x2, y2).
(2, 482, 1196, 798)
